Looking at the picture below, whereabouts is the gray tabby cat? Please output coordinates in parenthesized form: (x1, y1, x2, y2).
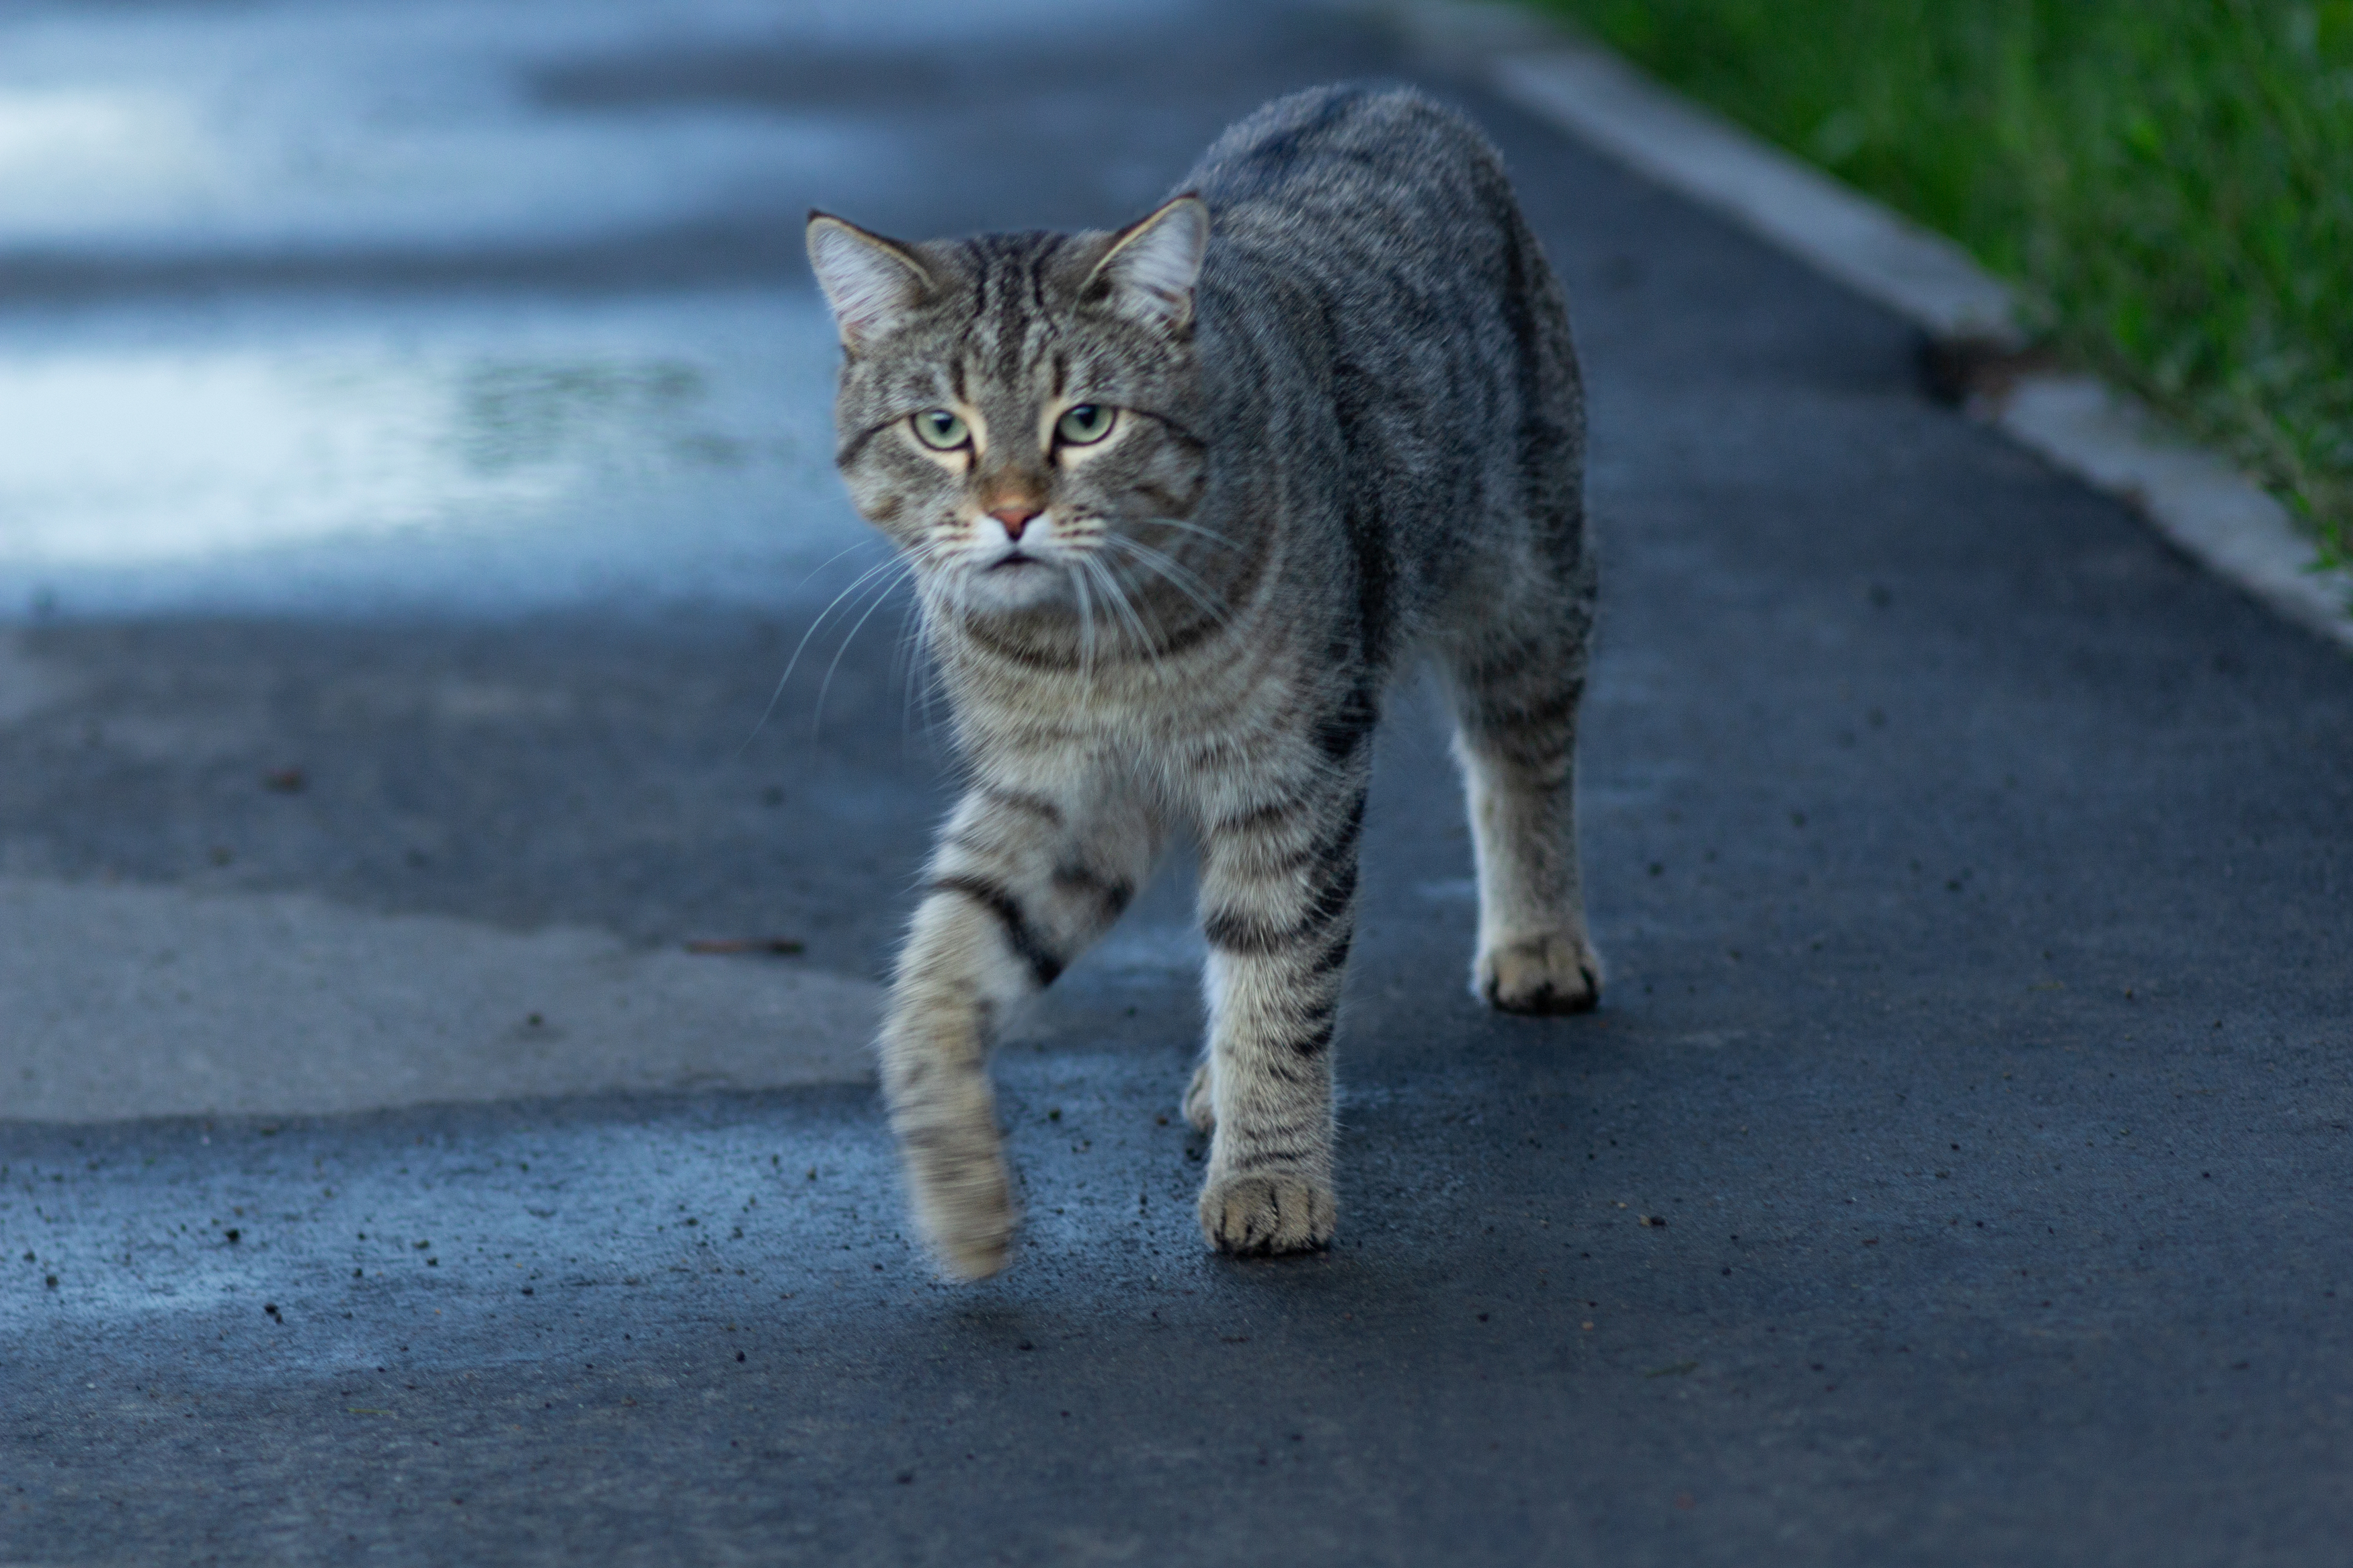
(807, 83, 1597, 1280)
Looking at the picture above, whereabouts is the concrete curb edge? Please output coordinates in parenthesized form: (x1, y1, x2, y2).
(1371, 1, 2353, 654)
(1490, 48, 2018, 345)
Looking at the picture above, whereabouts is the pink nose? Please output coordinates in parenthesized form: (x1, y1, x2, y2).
(990, 505, 1041, 542)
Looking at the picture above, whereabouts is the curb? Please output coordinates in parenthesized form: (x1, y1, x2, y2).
(1375, 1, 2353, 654)
(1490, 44, 2017, 346)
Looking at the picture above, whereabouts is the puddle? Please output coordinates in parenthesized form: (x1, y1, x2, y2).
(0, 289, 879, 619)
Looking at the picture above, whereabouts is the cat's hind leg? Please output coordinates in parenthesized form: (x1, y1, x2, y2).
(880, 772, 1161, 1279)
(1439, 623, 1602, 1015)
(1183, 1058, 1215, 1132)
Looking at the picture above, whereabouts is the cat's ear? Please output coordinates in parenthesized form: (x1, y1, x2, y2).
(1086, 194, 1209, 331)
(807, 212, 932, 352)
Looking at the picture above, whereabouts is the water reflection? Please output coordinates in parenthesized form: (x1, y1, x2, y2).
(0, 88, 214, 236)
(0, 291, 868, 620)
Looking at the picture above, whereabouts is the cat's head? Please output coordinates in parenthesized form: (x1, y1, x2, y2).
(807, 197, 1211, 621)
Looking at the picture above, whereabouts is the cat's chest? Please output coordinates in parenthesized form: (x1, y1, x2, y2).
(951, 632, 1304, 766)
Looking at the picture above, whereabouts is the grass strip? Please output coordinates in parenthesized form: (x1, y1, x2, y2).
(1531, 0, 2353, 570)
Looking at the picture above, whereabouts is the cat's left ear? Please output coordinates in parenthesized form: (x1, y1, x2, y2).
(1086, 194, 1209, 331)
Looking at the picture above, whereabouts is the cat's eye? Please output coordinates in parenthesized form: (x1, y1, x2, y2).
(1054, 404, 1117, 446)
(910, 409, 970, 450)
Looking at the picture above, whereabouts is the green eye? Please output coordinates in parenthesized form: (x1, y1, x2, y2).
(1054, 404, 1116, 446)
(911, 409, 969, 450)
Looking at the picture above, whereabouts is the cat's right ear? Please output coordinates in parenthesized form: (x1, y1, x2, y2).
(807, 212, 932, 352)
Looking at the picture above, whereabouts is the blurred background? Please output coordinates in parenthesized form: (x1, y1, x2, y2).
(1537, 0, 2352, 574)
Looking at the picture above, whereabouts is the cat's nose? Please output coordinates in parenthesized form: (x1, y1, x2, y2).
(989, 505, 1041, 542)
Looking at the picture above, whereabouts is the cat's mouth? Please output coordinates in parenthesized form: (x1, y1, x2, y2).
(951, 545, 1079, 617)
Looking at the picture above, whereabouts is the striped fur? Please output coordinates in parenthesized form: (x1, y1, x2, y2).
(808, 85, 1599, 1279)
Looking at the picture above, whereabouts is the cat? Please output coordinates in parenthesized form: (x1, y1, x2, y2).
(806, 83, 1599, 1280)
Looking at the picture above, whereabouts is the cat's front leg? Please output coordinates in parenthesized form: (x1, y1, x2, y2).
(1192, 781, 1364, 1256)
(881, 776, 1159, 1279)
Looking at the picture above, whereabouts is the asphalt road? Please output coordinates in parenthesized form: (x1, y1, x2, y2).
(5, 2, 2351, 1563)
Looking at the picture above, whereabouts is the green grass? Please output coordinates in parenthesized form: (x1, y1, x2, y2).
(1531, 0, 2353, 570)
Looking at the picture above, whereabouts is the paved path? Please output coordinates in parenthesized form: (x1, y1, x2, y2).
(4, 2, 2350, 1563)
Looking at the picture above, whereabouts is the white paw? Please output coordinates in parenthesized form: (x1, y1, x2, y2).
(1476, 930, 1602, 1015)
(1183, 1062, 1215, 1132)
(1197, 1170, 1334, 1256)
(900, 1130, 1018, 1280)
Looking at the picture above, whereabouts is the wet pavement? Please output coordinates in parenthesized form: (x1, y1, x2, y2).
(5, 1, 2352, 1563)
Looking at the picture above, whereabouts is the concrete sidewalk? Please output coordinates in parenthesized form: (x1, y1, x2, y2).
(4, 1, 2350, 1563)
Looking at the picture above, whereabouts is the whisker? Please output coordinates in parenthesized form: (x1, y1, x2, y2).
(811, 561, 916, 735)
(739, 545, 902, 754)
(1107, 528, 1224, 598)
(1069, 561, 1099, 692)
(893, 595, 947, 751)
(1083, 552, 1162, 680)
(1102, 532, 1229, 624)
(1141, 515, 1242, 551)
(798, 536, 893, 585)
(914, 573, 962, 660)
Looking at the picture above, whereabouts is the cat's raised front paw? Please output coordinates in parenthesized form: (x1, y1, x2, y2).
(934, 1209, 1015, 1282)
(1477, 931, 1602, 1016)
(902, 1138, 1019, 1280)
(1197, 1171, 1334, 1256)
